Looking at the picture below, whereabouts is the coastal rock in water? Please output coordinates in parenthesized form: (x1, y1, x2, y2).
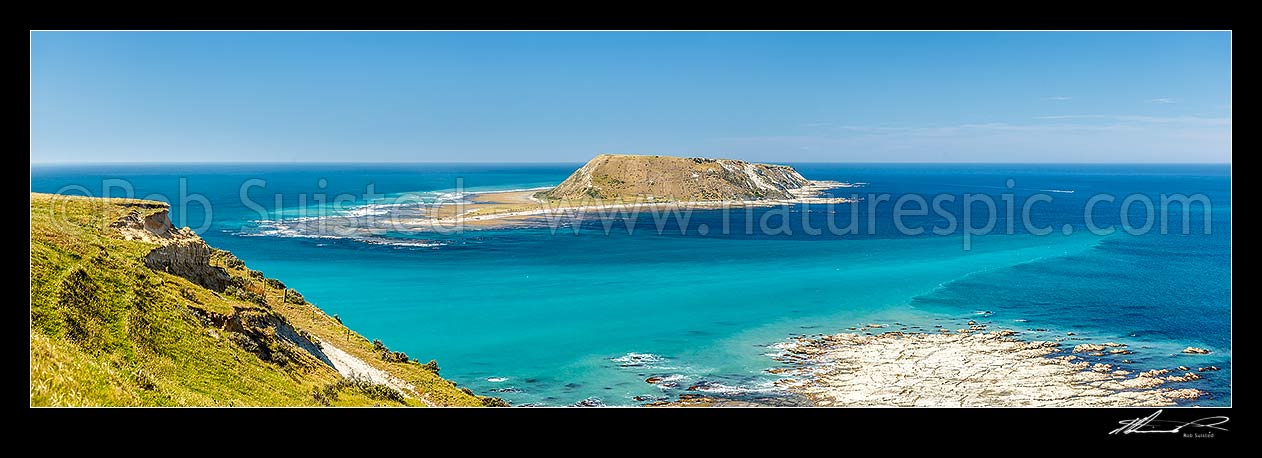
(1182, 347, 1211, 354)
(1072, 344, 1106, 353)
(1163, 389, 1202, 400)
(683, 380, 724, 392)
(645, 376, 664, 384)
(646, 394, 722, 407)
(1165, 372, 1202, 383)
(1139, 369, 1171, 378)
(1177, 366, 1189, 371)
(1102, 342, 1127, 347)
(573, 397, 605, 407)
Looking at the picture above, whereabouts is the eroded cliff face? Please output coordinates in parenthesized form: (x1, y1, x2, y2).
(145, 239, 230, 292)
(537, 154, 812, 201)
(111, 208, 230, 292)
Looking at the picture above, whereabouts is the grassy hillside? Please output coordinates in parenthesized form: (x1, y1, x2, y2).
(30, 193, 495, 407)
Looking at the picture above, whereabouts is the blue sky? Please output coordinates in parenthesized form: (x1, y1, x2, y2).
(30, 31, 1231, 163)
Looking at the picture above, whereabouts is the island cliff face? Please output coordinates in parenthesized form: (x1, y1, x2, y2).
(537, 154, 811, 201)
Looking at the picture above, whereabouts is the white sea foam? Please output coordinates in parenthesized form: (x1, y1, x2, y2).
(468, 186, 553, 194)
(688, 381, 781, 395)
(254, 216, 322, 224)
(240, 225, 348, 240)
(611, 352, 664, 367)
(360, 238, 445, 248)
(486, 377, 508, 383)
(1042, 189, 1075, 194)
(342, 205, 394, 217)
(651, 374, 688, 390)
(242, 220, 446, 248)
(767, 342, 797, 351)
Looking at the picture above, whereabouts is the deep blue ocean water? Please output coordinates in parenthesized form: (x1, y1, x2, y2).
(31, 163, 1231, 406)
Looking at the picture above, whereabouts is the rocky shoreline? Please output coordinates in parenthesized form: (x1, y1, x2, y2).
(766, 323, 1215, 407)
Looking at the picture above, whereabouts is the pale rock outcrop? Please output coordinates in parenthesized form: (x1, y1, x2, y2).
(1073, 343, 1106, 353)
(770, 330, 1208, 407)
(1165, 372, 1202, 383)
(113, 208, 230, 291)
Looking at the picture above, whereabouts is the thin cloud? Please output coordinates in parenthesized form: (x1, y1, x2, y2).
(1036, 114, 1229, 125)
(768, 116, 1231, 146)
(1046, 96, 1073, 101)
(715, 118, 1230, 163)
(1150, 98, 1178, 104)
(815, 122, 1133, 137)
(1036, 115, 1111, 120)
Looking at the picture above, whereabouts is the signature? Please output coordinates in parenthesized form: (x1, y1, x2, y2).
(1110, 410, 1230, 435)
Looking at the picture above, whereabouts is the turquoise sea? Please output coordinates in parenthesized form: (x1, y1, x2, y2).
(31, 163, 1231, 406)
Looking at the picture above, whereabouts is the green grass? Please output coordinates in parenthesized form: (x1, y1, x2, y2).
(30, 193, 488, 407)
